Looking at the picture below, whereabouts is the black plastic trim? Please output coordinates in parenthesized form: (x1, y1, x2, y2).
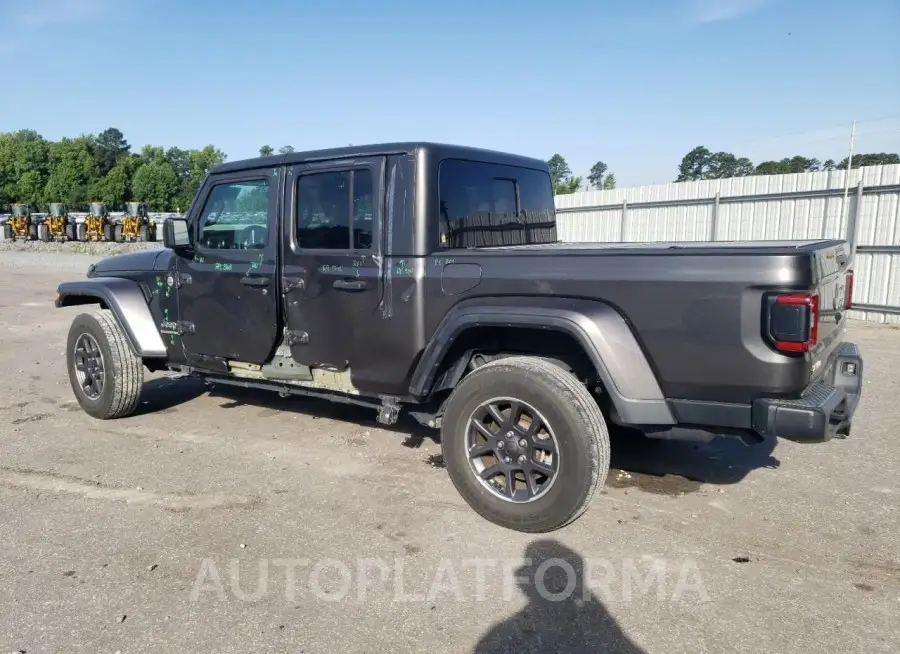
(56, 277, 167, 357)
(668, 399, 752, 429)
(751, 341, 863, 443)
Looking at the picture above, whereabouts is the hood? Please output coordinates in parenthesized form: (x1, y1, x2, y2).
(89, 248, 168, 276)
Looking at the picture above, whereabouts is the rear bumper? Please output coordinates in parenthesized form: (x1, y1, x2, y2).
(752, 342, 863, 443)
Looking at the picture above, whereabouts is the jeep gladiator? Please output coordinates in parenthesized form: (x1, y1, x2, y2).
(55, 142, 863, 532)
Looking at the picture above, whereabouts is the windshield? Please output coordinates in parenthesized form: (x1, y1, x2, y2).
(438, 158, 557, 248)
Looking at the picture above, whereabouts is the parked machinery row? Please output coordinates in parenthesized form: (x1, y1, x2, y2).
(1, 202, 159, 242)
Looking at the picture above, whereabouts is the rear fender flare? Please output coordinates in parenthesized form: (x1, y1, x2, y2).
(55, 277, 167, 358)
(409, 299, 675, 426)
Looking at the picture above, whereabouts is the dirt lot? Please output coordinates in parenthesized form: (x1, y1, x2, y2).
(0, 249, 898, 653)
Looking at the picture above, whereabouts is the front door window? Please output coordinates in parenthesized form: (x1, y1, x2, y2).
(198, 179, 270, 250)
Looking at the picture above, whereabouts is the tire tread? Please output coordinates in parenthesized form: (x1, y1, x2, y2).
(442, 355, 610, 532)
(89, 309, 143, 418)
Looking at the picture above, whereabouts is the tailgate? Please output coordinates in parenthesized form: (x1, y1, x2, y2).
(811, 242, 853, 376)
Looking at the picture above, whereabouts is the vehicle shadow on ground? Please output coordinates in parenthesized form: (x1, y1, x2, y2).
(201, 382, 439, 444)
(131, 376, 210, 417)
(474, 539, 645, 653)
(140, 378, 780, 493)
(607, 426, 780, 493)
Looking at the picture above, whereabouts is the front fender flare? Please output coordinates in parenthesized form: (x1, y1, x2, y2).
(409, 299, 675, 426)
(55, 277, 167, 358)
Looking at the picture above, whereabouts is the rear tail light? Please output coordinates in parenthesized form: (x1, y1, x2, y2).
(766, 292, 819, 353)
(845, 269, 854, 309)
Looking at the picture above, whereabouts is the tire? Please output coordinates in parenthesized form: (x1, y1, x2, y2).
(65, 223, 76, 241)
(76, 223, 87, 241)
(440, 356, 610, 533)
(114, 224, 124, 243)
(28, 224, 37, 240)
(37, 223, 50, 242)
(65, 309, 144, 419)
(2, 224, 10, 240)
(103, 224, 114, 241)
(139, 225, 149, 242)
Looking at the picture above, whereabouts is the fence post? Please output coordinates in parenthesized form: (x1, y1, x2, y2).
(620, 199, 628, 242)
(847, 181, 864, 263)
(710, 192, 720, 241)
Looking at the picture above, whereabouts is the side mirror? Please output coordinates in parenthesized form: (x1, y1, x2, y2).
(163, 218, 192, 251)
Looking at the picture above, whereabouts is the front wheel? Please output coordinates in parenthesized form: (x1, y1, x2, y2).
(440, 356, 610, 533)
(65, 310, 144, 419)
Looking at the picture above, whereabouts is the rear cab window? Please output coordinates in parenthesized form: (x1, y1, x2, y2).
(437, 159, 557, 248)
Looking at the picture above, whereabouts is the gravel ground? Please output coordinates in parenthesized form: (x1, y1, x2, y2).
(0, 238, 159, 257)
(0, 250, 898, 653)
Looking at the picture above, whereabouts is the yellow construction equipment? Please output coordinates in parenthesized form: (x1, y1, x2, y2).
(42, 203, 73, 242)
(121, 201, 155, 241)
(4, 204, 36, 240)
(83, 202, 110, 241)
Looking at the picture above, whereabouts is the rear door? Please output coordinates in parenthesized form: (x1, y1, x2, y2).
(176, 168, 281, 364)
(281, 157, 384, 369)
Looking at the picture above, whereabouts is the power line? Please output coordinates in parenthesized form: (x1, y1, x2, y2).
(723, 115, 900, 152)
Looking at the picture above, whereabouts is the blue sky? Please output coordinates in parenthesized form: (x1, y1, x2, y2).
(2, 0, 898, 186)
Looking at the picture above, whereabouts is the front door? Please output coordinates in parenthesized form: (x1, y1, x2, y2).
(281, 157, 384, 372)
(176, 167, 281, 365)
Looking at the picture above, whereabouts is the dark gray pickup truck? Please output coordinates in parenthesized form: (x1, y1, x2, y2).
(55, 142, 863, 532)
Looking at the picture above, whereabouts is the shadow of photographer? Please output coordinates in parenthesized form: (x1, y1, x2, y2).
(475, 539, 645, 653)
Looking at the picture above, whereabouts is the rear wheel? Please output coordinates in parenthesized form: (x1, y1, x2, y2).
(65, 223, 75, 241)
(139, 224, 149, 242)
(37, 223, 50, 242)
(65, 310, 144, 419)
(76, 223, 87, 241)
(440, 356, 610, 532)
(28, 224, 37, 240)
(2, 224, 10, 240)
(114, 224, 124, 243)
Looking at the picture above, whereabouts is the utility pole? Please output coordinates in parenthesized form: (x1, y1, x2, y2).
(841, 120, 858, 262)
(842, 119, 857, 220)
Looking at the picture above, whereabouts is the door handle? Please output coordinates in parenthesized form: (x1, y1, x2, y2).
(240, 275, 271, 287)
(333, 279, 367, 291)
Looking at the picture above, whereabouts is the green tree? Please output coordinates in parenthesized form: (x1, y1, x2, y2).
(753, 156, 820, 175)
(602, 173, 616, 190)
(259, 145, 274, 156)
(547, 154, 571, 187)
(43, 136, 100, 208)
(179, 145, 226, 210)
(555, 176, 583, 195)
(0, 129, 51, 207)
(837, 153, 900, 169)
(90, 154, 140, 208)
(677, 146, 754, 181)
(588, 161, 608, 189)
(17, 170, 45, 207)
(278, 145, 295, 154)
(132, 159, 180, 211)
(94, 127, 130, 176)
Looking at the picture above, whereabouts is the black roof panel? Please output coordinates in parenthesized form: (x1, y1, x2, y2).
(211, 142, 550, 175)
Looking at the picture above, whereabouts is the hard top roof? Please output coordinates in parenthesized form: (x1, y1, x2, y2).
(211, 142, 550, 175)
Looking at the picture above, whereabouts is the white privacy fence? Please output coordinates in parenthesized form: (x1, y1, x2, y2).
(554, 164, 900, 323)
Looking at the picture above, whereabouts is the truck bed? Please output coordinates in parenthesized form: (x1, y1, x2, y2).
(428, 239, 851, 406)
